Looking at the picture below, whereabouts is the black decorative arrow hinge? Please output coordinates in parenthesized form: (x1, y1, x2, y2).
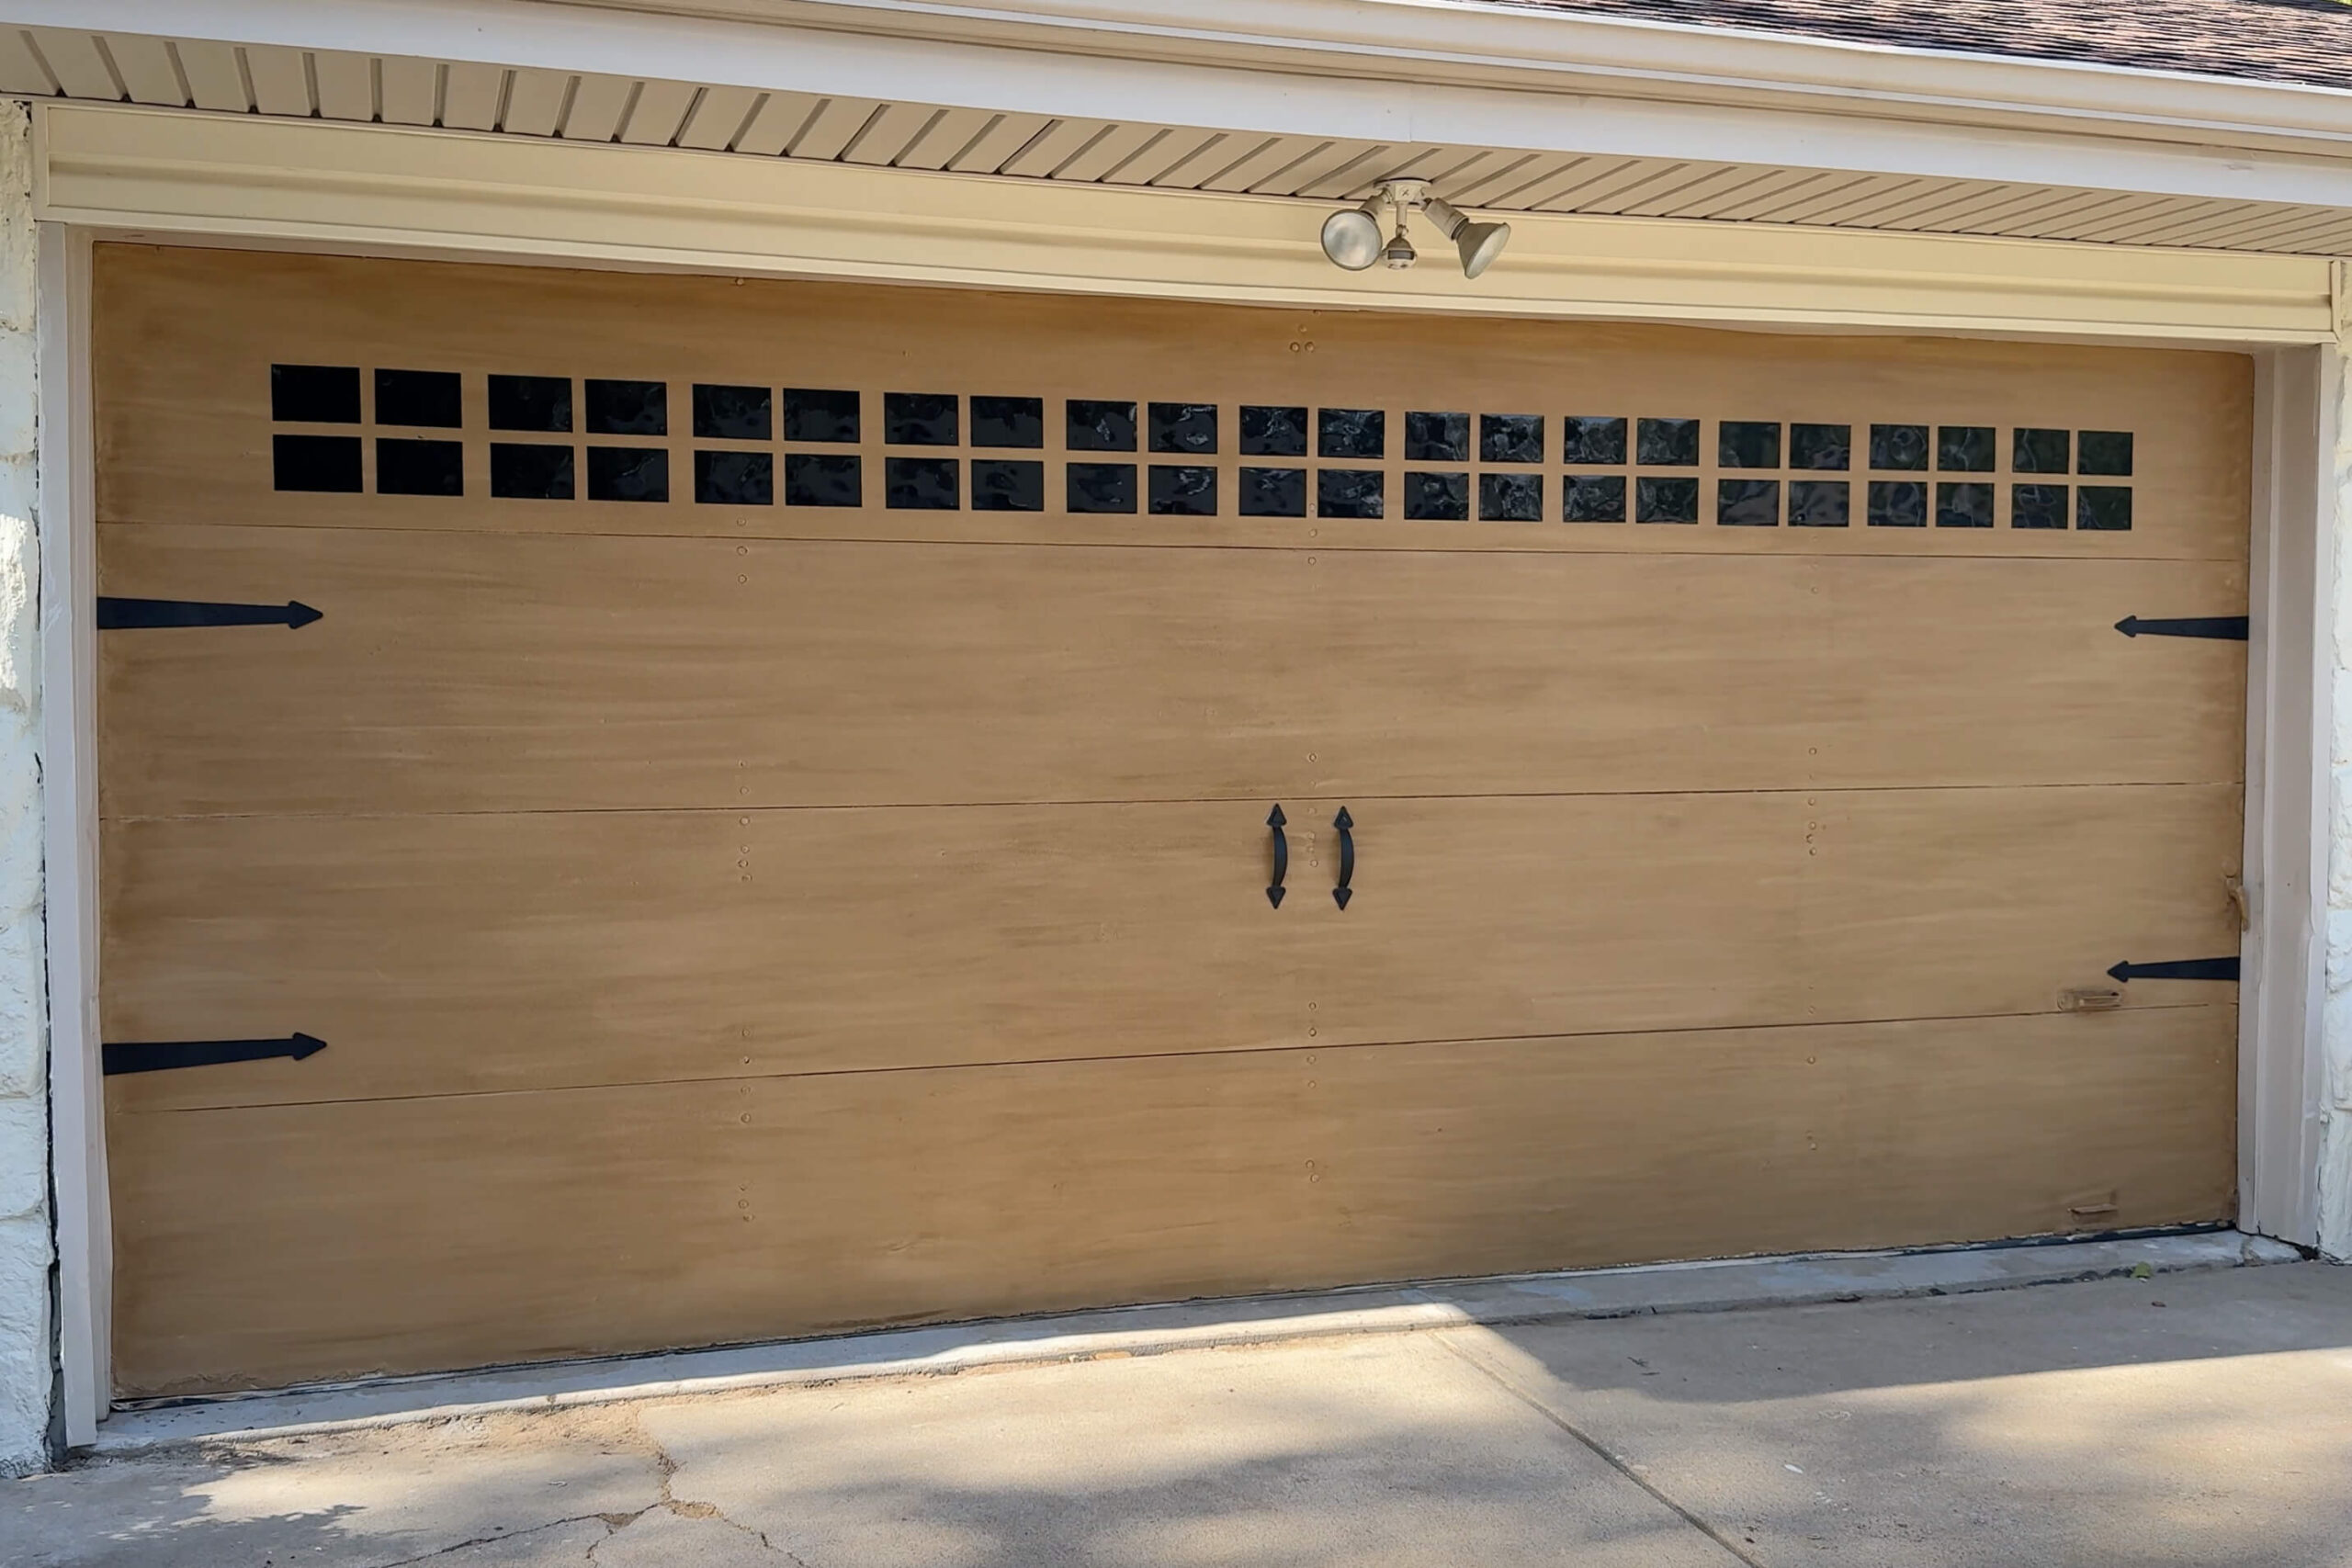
(102, 1032, 328, 1075)
(2107, 957, 2240, 984)
(2114, 615, 2248, 641)
(98, 597, 322, 630)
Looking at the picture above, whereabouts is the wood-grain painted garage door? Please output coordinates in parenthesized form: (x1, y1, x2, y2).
(95, 245, 2247, 1397)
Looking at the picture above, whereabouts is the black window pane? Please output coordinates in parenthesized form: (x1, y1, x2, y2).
(1937, 481, 1995, 528)
(1564, 475, 1627, 523)
(2014, 428, 2069, 475)
(1868, 480, 1927, 527)
(1318, 468, 1384, 518)
(489, 375, 571, 433)
(1067, 400, 1136, 452)
(1068, 462, 1136, 513)
(1318, 409, 1385, 460)
(1479, 472, 1543, 522)
(271, 364, 360, 423)
(1790, 424, 1851, 471)
(972, 458, 1045, 512)
(783, 389, 860, 445)
(586, 446, 669, 502)
(1404, 471, 1469, 521)
(1718, 479, 1780, 526)
(2079, 431, 2134, 476)
(273, 434, 362, 492)
(1148, 403, 1217, 455)
(1636, 418, 1700, 466)
(1239, 406, 1309, 457)
(886, 393, 959, 446)
(695, 450, 773, 506)
(693, 384, 772, 441)
(375, 369, 462, 429)
(2012, 483, 2069, 530)
(490, 443, 572, 501)
(2078, 486, 2133, 532)
(1870, 423, 1928, 471)
(1563, 417, 1628, 467)
(1404, 411, 1470, 463)
(1789, 479, 1849, 527)
(1719, 422, 1781, 469)
(376, 437, 463, 496)
(1238, 468, 1306, 517)
(1939, 426, 1996, 471)
(784, 453, 861, 507)
(886, 456, 959, 509)
(584, 379, 667, 436)
(971, 397, 1045, 450)
(1479, 413, 1544, 465)
(1637, 476, 1699, 523)
(1148, 465, 1216, 516)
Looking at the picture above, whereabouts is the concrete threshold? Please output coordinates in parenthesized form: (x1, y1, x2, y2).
(94, 1227, 2300, 1456)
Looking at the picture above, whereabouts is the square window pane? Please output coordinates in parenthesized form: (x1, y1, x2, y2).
(1719, 422, 1781, 469)
(1479, 472, 1543, 522)
(584, 379, 667, 436)
(375, 369, 461, 429)
(2012, 482, 2069, 529)
(972, 458, 1045, 512)
(1318, 409, 1385, 460)
(1317, 468, 1384, 518)
(1936, 480, 1995, 527)
(886, 393, 959, 446)
(1637, 476, 1699, 523)
(1148, 403, 1217, 455)
(2079, 431, 2134, 476)
(1564, 474, 1627, 523)
(1238, 467, 1306, 516)
(1148, 464, 1217, 516)
(784, 453, 861, 507)
(695, 450, 773, 506)
(586, 446, 669, 502)
(1067, 400, 1136, 452)
(1562, 417, 1628, 467)
(272, 364, 361, 424)
(1870, 423, 1928, 471)
(1938, 425, 1996, 471)
(490, 443, 573, 501)
(886, 456, 959, 508)
(1480, 413, 1544, 465)
(376, 437, 463, 496)
(1068, 462, 1136, 513)
(1404, 471, 1469, 521)
(488, 375, 571, 433)
(1718, 478, 1780, 525)
(2078, 485, 2133, 531)
(1239, 405, 1309, 457)
(1868, 480, 1927, 527)
(2014, 427, 2069, 474)
(1789, 479, 1849, 526)
(273, 433, 362, 492)
(783, 389, 860, 444)
(1404, 411, 1470, 463)
(1790, 424, 1851, 471)
(693, 384, 772, 441)
(1636, 418, 1700, 466)
(971, 396, 1045, 449)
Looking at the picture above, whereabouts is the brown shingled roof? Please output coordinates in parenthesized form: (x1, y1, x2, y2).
(1492, 0, 2352, 94)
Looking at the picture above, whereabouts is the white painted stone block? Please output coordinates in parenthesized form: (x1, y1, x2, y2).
(0, 1210, 50, 1476)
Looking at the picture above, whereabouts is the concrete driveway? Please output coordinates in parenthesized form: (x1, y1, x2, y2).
(6, 1258, 2350, 1566)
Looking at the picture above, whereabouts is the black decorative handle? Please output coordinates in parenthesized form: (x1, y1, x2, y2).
(1332, 807, 1355, 909)
(1266, 805, 1288, 908)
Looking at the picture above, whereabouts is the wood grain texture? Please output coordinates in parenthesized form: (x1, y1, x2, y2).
(103, 785, 2243, 1111)
(97, 525, 2245, 818)
(94, 243, 2251, 561)
(108, 1006, 2236, 1396)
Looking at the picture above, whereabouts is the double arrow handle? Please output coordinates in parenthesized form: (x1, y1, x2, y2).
(1266, 806, 1355, 910)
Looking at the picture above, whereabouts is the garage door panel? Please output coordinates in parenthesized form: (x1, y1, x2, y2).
(100, 524, 2243, 819)
(105, 785, 2238, 1111)
(109, 1006, 2235, 1397)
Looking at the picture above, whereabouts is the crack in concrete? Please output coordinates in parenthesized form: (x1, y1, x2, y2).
(369, 1511, 617, 1567)
(574, 1409, 807, 1562)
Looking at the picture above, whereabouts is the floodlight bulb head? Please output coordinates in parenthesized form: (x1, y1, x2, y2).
(1421, 196, 1511, 279)
(1319, 206, 1385, 271)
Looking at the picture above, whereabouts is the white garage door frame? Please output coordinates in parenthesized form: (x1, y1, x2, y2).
(30, 99, 2345, 1446)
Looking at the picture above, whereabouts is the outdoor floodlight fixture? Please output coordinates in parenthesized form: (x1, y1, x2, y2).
(1318, 180, 1512, 279)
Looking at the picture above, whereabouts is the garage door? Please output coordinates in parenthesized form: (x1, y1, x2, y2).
(95, 245, 2246, 1398)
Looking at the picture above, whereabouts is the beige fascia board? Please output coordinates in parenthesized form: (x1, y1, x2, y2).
(32, 102, 2336, 344)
